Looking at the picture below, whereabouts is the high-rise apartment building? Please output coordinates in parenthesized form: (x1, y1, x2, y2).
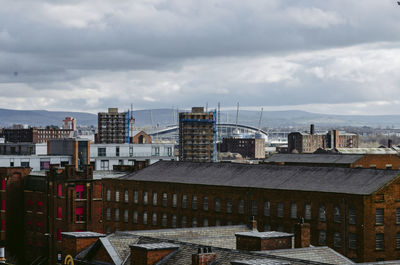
(97, 108, 131, 144)
(179, 107, 216, 162)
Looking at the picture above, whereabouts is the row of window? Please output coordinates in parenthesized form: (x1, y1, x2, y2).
(105, 190, 357, 222)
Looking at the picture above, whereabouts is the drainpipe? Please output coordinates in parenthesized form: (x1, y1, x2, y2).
(343, 198, 347, 257)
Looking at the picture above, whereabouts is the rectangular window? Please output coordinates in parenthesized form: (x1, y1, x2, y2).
(172, 194, 177, 208)
(162, 192, 168, 207)
(76, 184, 84, 199)
(162, 213, 167, 227)
(305, 204, 311, 220)
(215, 198, 221, 212)
(129, 147, 133, 157)
(172, 214, 177, 228)
(349, 207, 356, 224)
(124, 210, 128, 222)
(100, 160, 109, 170)
(143, 212, 148, 225)
(251, 200, 258, 216)
(106, 208, 111, 221)
(226, 199, 232, 213)
(143, 191, 148, 205)
(319, 205, 326, 221)
(192, 196, 198, 210)
(116, 147, 120, 157)
(167, 147, 172, 156)
(153, 192, 158, 206)
(124, 190, 129, 203)
(40, 161, 50, 170)
(57, 184, 62, 197)
(106, 189, 111, 201)
(134, 190, 138, 204)
(264, 201, 270, 216)
(182, 195, 187, 208)
(57, 206, 62, 219)
(182, 216, 187, 228)
(133, 211, 138, 224)
(115, 190, 120, 202)
(376, 208, 384, 225)
(376, 233, 384, 250)
(290, 203, 297, 219)
(333, 206, 341, 223)
(318, 230, 326, 246)
(397, 233, 400, 249)
(203, 218, 208, 227)
(277, 202, 284, 218)
(76, 207, 84, 222)
(396, 208, 400, 224)
(333, 232, 341, 248)
(57, 229, 62, 241)
(98, 148, 106, 157)
(238, 199, 244, 214)
(349, 233, 357, 250)
(21, 161, 29, 167)
(37, 201, 43, 212)
(152, 213, 157, 226)
(114, 208, 120, 221)
(203, 197, 209, 211)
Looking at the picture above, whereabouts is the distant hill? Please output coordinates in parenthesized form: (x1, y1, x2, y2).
(0, 108, 400, 128)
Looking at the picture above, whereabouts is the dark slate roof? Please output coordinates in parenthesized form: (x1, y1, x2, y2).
(236, 231, 293, 239)
(265, 154, 364, 164)
(117, 161, 400, 195)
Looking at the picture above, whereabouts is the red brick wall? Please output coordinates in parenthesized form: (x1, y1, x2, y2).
(131, 248, 175, 265)
(236, 236, 292, 251)
(102, 178, 367, 261)
(352, 154, 400, 170)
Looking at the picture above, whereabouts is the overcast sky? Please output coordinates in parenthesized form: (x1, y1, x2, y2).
(1, 0, 400, 115)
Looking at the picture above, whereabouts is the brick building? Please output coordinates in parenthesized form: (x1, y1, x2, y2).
(288, 125, 359, 153)
(3, 128, 73, 143)
(265, 153, 400, 169)
(219, 138, 265, 159)
(61, 225, 353, 265)
(24, 165, 102, 264)
(97, 108, 130, 144)
(179, 107, 216, 162)
(103, 161, 400, 262)
(0, 167, 31, 262)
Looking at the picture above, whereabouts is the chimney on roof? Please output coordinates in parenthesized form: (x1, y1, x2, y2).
(251, 217, 258, 231)
(192, 247, 216, 265)
(310, 124, 315, 135)
(61, 232, 105, 262)
(130, 243, 179, 265)
(235, 230, 293, 251)
(388, 139, 393, 148)
(294, 218, 310, 248)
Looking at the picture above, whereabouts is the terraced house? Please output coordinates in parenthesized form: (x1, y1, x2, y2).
(103, 161, 400, 262)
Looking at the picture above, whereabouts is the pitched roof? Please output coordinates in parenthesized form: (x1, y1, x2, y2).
(117, 161, 400, 195)
(265, 154, 364, 164)
(75, 226, 354, 265)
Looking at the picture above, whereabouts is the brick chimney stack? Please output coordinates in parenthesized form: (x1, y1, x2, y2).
(235, 230, 293, 251)
(294, 219, 310, 248)
(61, 232, 105, 261)
(388, 139, 393, 148)
(192, 247, 216, 265)
(130, 243, 179, 265)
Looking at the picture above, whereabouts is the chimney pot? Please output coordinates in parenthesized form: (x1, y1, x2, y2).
(310, 124, 315, 135)
(192, 247, 216, 265)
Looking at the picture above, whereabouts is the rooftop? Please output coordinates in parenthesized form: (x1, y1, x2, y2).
(265, 154, 364, 164)
(236, 231, 293, 239)
(118, 161, 400, 195)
